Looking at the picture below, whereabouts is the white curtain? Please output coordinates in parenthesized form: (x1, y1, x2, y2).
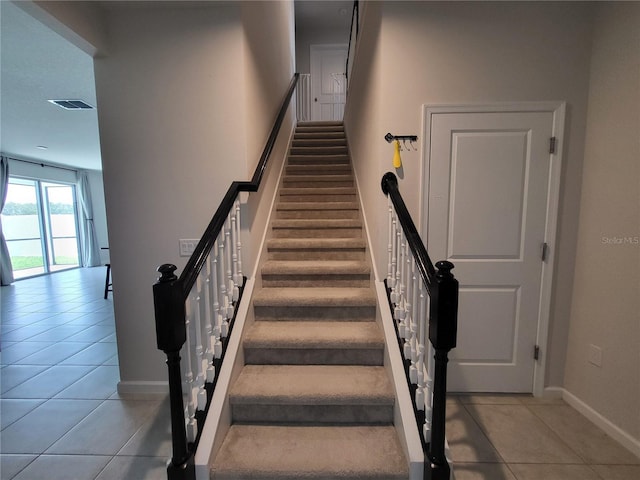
(0, 157, 14, 285)
(77, 171, 101, 267)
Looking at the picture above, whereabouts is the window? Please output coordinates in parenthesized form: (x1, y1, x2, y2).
(2, 177, 80, 279)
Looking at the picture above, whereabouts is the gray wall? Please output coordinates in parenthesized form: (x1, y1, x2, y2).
(564, 1, 640, 442)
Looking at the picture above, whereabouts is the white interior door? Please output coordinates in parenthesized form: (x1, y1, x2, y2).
(310, 45, 347, 121)
(427, 109, 554, 393)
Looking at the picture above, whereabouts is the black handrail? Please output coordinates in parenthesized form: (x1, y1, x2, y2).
(153, 73, 299, 480)
(345, 0, 359, 87)
(381, 171, 458, 480)
(179, 73, 300, 296)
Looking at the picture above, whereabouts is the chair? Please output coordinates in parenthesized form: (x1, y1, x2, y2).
(104, 263, 112, 299)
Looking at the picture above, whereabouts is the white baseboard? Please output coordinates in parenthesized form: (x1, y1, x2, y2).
(116, 380, 169, 396)
(551, 387, 640, 459)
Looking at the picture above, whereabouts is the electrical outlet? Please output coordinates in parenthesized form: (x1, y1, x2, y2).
(588, 344, 603, 367)
(179, 239, 199, 257)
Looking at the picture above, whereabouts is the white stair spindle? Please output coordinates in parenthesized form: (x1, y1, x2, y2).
(203, 257, 216, 382)
(184, 294, 198, 442)
(217, 232, 230, 337)
(225, 216, 236, 305)
(230, 207, 240, 300)
(390, 211, 398, 296)
(234, 199, 244, 284)
(210, 244, 223, 359)
(387, 196, 393, 285)
(194, 274, 207, 410)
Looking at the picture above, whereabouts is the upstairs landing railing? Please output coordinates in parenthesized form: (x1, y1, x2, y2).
(381, 172, 458, 480)
(153, 73, 299, 480)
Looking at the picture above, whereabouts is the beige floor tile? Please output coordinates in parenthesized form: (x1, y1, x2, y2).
(529, 405, 640, 465)
(518, 396, 566, 406)
(0, 455, 36, 480)
(452, 462, 516, 480)
(508, 463, 601, 480)
(11, 455, 111, 480)
(95, 456, 168, 480)
(458, 394, 525, 405)
(45, 399, 162, 455)
(591, 464, 640, 480)
(447, 402, 502, 463)
(118, 397, 172, 457)
(465, 404, 582, 463)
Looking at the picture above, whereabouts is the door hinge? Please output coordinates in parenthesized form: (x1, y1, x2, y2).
(549, 137, 557, 154)
(541, 242, 549, 262)
(534, 345, 540, 361)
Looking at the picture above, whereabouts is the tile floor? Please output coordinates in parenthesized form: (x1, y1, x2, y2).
(2, 268, 639, 480)
(447, 395, 640, 480)
(1, 267, 171, 480)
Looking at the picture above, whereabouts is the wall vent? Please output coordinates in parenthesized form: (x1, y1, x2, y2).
(48, 99, 94, 110)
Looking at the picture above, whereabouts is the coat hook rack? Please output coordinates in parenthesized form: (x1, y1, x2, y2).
(385, 132, 418, 151)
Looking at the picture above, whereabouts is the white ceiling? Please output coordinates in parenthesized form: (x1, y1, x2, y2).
(0, 0, 353, 172)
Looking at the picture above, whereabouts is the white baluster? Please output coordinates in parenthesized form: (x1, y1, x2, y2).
(390, 211, 398, 298)
(217, 232, 230, 337)
(203, 258, 216, 383)
(210, 243, 223, 360)
(387, 196, 394, 285)
(230, 207, 240, 301)
(415, 287, 427, 412)
(394, 231, 406, 322)
(194, 274, 207, 410)
(183, 294, 198, 442)
(235, 199, 244, 284)
(224, 216, 235, 306)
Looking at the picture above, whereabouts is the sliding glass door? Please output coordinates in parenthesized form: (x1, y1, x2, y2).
(1, 177, 80, 279)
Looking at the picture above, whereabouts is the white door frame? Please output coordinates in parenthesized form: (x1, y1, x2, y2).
(421, 102, 566, 397)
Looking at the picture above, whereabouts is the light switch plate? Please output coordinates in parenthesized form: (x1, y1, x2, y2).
(179, 239, 199, 257)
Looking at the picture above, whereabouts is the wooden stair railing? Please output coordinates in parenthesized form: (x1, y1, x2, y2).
(381, 171, 459, 480)
(152, 73, 299, 480)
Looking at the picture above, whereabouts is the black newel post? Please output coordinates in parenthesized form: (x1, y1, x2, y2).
(426, 260, 458, 480)
(153, 264, 193, 480)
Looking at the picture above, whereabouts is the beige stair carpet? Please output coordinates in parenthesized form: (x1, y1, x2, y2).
(210, 121, 408, 479)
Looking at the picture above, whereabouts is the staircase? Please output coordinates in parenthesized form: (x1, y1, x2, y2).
(210, 122, 409, 479)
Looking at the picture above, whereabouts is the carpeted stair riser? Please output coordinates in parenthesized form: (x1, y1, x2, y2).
(243, 321, 384, 365)
(286, 164, 352, 175)
(282, 177, 353, 189)
(271, 220, 363, 239)
(278, 187, 357, 203)
(229, 365, 394, 424)
(294, 131, 346, 140)
(288, 154, 350, 165)
(292, 139, 347, 148)
(210, 425, 408, 480)
(266, 238, 366, 261)
(253, 287, 376, 322)
(261, 260, 369, 287)
(290, 146, 348, 156)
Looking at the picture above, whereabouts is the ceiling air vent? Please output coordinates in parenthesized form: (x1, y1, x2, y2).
(48, 99, 94, 110)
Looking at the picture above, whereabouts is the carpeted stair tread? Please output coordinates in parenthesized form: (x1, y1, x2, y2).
(244, 321, 383, 350)
(276, 201, 358, 210)
(294, 131, 346, 140)
(292, 138, 348, 147)
(266, 238, 366, 260)
(261, 260, 370, 276)
(282, 174, 353, 183)
(272, 219, 362, 228)
(286, 164, 352, 174)
(210, 424, 409, 479)
(288, 154, 350, 165)
(230, 365, 394, 405)
(253, 287, 376, 307)
(267, 238, 366, 249)
(290, 146, 349, 156)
